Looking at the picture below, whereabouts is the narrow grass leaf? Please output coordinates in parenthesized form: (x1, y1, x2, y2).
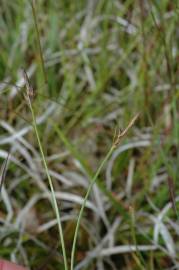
(0, 151, 10, 193)
(24, 70, 68, 270)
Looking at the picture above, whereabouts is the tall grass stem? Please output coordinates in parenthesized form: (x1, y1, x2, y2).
(27, 96, 68, 270)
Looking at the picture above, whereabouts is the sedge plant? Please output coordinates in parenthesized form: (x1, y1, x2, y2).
(24, 66, 139, 270)
(23, 70, 68, 270)
(70, 113, 139, 270)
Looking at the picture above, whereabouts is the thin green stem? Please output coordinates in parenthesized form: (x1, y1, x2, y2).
(27, 98, 68, 270)
(70, 145, 114, 270)
(30, 0, 47, 84)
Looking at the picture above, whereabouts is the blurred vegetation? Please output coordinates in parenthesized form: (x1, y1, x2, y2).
(0, 1, 179, 269)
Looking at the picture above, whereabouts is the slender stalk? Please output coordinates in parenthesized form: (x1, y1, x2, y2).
(70, 113, 139, 269)
(27, 96, 68, 270)
(70, 146, 114, 270)
(30, 0, 47, 84)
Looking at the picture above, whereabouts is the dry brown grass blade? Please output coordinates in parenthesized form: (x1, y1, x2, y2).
(167, 177, 178, 218)
(0, 151, 10, 192)
(113, 113, 140, 147)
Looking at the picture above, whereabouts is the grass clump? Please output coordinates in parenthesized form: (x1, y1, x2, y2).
(0, 1, 179, 269)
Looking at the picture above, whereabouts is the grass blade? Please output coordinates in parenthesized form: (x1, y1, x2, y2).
(24, 71, 68, 270)
(30, 0, 47, 84)
(70, 145, 114, 270)
(70, 114, 139, 269)
(52, 124, 129, 219)
(0, 151, 10, 193)
(167, 177, 178, 219)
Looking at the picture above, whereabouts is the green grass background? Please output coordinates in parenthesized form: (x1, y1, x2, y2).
(0, 1, 179, 269)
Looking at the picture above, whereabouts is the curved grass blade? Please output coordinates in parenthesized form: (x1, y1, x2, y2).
(0, 151, 10, 193)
